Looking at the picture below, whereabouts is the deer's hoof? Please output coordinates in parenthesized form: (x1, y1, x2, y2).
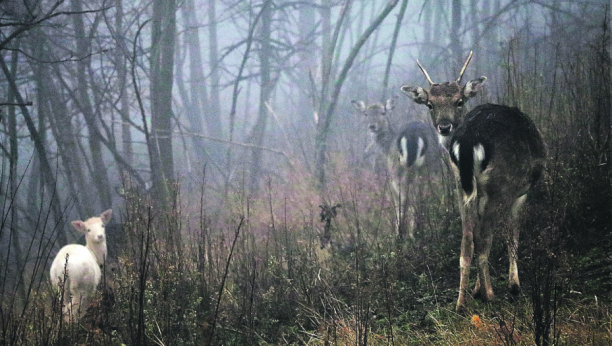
(508, 283, 520, 296)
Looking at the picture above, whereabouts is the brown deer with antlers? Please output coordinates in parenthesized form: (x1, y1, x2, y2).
(401, 52, 546, 311)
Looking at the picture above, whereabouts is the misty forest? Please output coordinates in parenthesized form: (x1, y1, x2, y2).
(0, 0, 610, 345)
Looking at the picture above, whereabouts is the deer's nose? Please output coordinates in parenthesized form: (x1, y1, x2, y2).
(368, 124, 377, 131)
(438, 123, 453, 136)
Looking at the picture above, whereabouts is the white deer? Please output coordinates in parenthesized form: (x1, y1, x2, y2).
(352, 99, 439, 239)
(401, 51, 546, 311)
(50, 209, 112, 319)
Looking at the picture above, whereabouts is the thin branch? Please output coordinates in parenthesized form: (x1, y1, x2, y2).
(158, 128, 294, 164)
(226, 0, 273, 179)
(0, 101, 33, 107)
(0, 2, 113, 50)
(382, 0, 408, 99)
(208, 217, 244, 346)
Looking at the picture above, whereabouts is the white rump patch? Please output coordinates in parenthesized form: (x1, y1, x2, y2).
(511, 194, 527, 219)
(399, 137, 408, 165)
(452, 142, 460, 163)
(474, 143, 485, 166)
(415, 137, 426, 167)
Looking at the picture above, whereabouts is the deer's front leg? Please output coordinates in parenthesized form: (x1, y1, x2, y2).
(391, 174, 411, 240)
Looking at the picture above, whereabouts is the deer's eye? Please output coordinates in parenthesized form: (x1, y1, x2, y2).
(426, 103, 433, 110)
(456, 99, 464, 107)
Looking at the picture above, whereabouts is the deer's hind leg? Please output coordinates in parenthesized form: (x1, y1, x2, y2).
(457, 193, 477, 311)
(508, 194, 527, 295)
(471, 193, 497, 302)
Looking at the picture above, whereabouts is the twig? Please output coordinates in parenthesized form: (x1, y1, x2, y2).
(0, 101, 33, 106)
(208, 217, 245, 346)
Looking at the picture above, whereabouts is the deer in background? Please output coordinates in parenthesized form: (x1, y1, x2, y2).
(352, 98, 439, 240)
(401, 52, 546, 311)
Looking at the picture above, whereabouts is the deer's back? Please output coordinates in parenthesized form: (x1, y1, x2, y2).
(450, 104, 546, 198)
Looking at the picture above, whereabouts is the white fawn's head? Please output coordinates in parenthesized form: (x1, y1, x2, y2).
(71, 209, 113, 245)
(401, 51, 487, 145)
(352, 99, 395, 137)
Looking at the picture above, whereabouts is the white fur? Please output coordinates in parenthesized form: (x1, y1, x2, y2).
(399, 137, 408, 165)
(452, 142, 460, 163)
(415, 137, 426, 167)
(439, 134, 450, 148)
(50, 209, 112, 318)
(473, 143, 485, 168)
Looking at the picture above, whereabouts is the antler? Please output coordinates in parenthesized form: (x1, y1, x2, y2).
(456, 50, 473, 84)
(416, 59, 435, 86)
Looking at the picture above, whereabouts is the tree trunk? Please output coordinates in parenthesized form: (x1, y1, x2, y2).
(25, 31, 47, 229)
(115, 0, 133, 182)
(150, 0, 177, 204)
(29, 29, 91, 219)
(247, 1, 273, 193)
(470, 0, 480, 77)
(423, 0, 432, 58)
(7, 43, 26, 302)
(434, 0, 445, 62)
(207, 0, 223, 140)
(0, 55, 67, 247)
(451, 0, 463, 71)
(70, 0, 112, 211)
(296, 0, 316, 153)
(481, 0, 492, 78)
(181, 0, 210, 167)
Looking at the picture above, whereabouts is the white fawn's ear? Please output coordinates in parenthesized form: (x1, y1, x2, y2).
(72, 220, 87, 234)
(401, 86, 428, 104)
(100, 209, 113, 225)
(463, 76, 487, 98)
(351, 100, 366, 112)
(385, 98, 395, 112)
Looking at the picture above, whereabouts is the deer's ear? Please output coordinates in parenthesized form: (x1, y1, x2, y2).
(72, 221, 87, 234)
(401, 86, 428, 104)
(385, 98, 396, 112)
(351, 100, 366, 112)
(463, 76, 487, 98)
(100, 209, 113, 225)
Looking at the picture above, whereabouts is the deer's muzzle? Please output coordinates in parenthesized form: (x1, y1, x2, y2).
(437, 123, 453, 136)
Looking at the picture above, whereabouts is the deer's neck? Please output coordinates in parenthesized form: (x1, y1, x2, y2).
(375, 129, 395, 154)
(87, 241, 107, 266)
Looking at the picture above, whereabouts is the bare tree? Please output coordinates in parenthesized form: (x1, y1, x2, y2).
(295, 0, 317, 158)
(314, 0, 400, 189)
(0, 54, 67, 247)
(181, 0, 211, 167)
(70, 0, 112, 211)
(247, 0, 274, 193)
(451, 0, 463, 71)
(150, 0, 177, 204)
(115, 0, 134, 180)
(207, 0, 223, 141)
(6, 40, 26, 301)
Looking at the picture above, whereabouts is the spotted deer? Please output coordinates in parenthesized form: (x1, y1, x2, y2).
(352, 99, 438, 240)
(401, 52, 546, 311)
